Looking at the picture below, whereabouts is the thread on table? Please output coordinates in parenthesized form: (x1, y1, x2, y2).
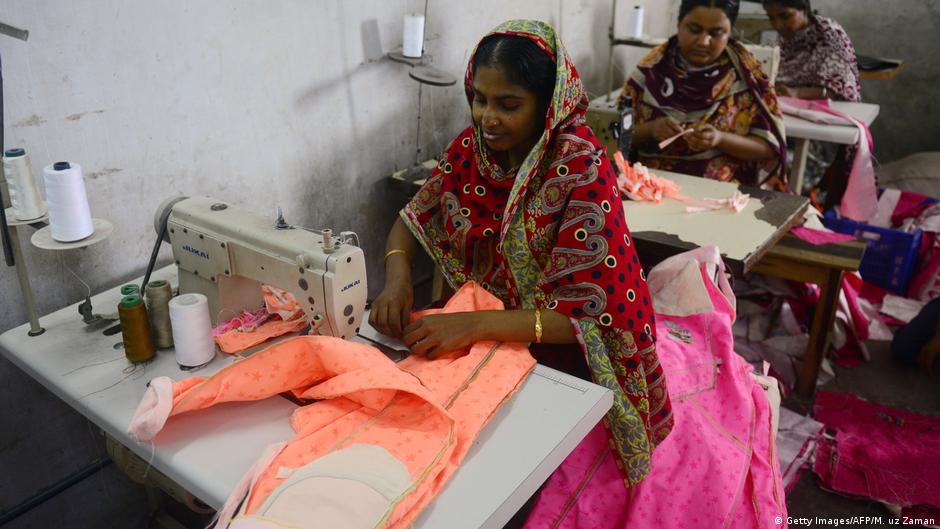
(121, 284, 140, 296)
(118, 295, 155, 363)
(144, 280, 174, 349)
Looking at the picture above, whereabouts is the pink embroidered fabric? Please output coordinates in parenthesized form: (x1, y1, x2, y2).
(524, 252, 785, 529)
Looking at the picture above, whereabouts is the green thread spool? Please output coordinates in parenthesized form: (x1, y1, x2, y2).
(118, 295, 155, 362)
(121, 284, 140, 296)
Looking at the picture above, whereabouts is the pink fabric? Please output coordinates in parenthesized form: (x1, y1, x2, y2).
(613, 151, 682, 204)
(525, 262, 785, 529)
(779, 97, 878, 222)
(813, 390, 940, 510)
(613, 151, 751, 213)
(791, 226, 856, 245)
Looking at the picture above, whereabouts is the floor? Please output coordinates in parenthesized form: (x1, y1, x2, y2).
(1, 340, 935, 528)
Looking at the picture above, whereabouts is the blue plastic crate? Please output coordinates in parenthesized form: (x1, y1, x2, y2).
(823, 210, 923, 294)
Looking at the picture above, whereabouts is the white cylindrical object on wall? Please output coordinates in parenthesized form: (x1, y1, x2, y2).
(43, 161, 94, 242)
(403, 14, 425, 58)
(627, 5, 645, 39)
(169, 293, 217, 368)
(3, 148, 47, 221)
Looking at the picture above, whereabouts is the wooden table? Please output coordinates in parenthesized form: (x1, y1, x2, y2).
(622, 171, 809, 275)
(783, 101, 880, 193)
(752, 234, 866, 398)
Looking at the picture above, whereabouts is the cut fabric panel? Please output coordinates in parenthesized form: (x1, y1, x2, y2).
(128, 283, 536, 529)
(525, 249, 785, 528)
(813, 391, 940, 511)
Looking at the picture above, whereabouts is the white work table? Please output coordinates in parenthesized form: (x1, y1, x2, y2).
(0, 265, 612, 529)
(783, 100, 880, 193)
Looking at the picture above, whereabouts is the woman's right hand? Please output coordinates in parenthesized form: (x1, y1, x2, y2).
(651, 117, 686, 143)
(369, 279, 414, 338)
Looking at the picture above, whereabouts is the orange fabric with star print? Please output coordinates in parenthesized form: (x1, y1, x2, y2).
(128, 282, 535, 529)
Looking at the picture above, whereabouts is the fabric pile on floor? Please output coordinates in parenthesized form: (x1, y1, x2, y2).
(813, 390, 940, 524)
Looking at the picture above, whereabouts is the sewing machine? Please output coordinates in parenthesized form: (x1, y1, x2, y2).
(154, 196, 367, 339)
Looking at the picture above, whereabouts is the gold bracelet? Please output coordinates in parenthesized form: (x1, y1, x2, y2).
(534, 308, 543, 344)
(384, 249, 408, 263)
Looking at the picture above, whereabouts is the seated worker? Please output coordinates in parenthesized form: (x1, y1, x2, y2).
(621, 0, 787, 190)
(764, 0, 862, 102)
(370, 19, 674, 507)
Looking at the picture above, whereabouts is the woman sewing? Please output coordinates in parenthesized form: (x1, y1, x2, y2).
(764, 0, 861, 102)
(622, 0, 787, 189)
(369, 19, 673, 499)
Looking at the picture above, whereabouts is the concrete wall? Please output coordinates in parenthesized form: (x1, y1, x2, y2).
(797, 0, 940, 163)
(0, 1, 673, 524)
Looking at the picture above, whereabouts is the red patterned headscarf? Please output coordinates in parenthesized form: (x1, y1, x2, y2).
(402, 20, 673, 486)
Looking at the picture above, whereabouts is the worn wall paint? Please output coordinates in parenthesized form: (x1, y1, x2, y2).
(0, 1, 672, 523)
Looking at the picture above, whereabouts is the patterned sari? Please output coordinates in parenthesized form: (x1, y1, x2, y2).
(777, 16, 862, 103)
(401, 20, 673, 486)
(621, 37, 788, 190)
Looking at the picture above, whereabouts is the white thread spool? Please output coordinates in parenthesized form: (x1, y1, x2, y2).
(402, 14, 425, 58)
(3, 148, 46, 221)
(43, 162, 94, 242)
(627, 5, 645, 39)
(168, 293, 216, 368)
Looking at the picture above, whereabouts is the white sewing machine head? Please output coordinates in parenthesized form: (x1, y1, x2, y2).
(155, 196, 367, 339)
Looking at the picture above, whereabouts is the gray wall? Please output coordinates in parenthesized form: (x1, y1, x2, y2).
(0, 1, 673, 524)
(813, 0, 940, 163)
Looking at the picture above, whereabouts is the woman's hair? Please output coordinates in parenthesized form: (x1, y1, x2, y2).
(762, 0, 812, 14)
(678, 0, 741, 25)
(473, 34, 556, 116)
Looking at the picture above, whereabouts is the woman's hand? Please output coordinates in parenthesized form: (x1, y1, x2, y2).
(369, 279, 414, 338)
(686, 124, 723, 152)
(651, 117, 686, 142)
(403, 312, 482, 358)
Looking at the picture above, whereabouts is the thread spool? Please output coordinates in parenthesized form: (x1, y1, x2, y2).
(2, 148, 46, 221)
(121, 284, 140, 296)
(118, 295, 156, 363)
(402, 14, 425, 58)
(145, 280, 174, 349)
(43, 161, 94, 242)
(627, 5, 645, 39)
(168, 293, 216, 368)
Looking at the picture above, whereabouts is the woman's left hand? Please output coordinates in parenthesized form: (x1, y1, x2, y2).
(686, 124, 723, 152)
(403, 312, 482, 358)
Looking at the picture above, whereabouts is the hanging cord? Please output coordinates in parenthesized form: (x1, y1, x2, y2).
(0, 53, 16, 266)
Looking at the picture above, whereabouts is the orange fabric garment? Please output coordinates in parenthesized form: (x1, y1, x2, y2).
(128, 283, 535, 529)
(213, 285, 307, 354)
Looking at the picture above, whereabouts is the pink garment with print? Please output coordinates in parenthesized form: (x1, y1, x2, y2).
(779, 97, 878, 222)
(128, 283, 535, 529)
(524, 252, 785, 529)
